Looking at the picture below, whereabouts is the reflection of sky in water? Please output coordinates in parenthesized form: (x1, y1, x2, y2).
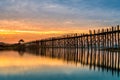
(0, 51, 119, 80)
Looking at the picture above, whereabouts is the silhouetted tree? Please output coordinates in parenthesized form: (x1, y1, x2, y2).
(18, 39, 24, 44)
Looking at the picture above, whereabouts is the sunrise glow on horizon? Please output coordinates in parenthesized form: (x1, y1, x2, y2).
(0, 0, 120, 43)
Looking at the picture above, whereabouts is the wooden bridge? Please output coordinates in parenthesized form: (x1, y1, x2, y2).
(25, 25, 120, 50)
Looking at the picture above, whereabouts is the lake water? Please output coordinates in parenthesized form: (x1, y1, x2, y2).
(0, 48, 120, 80)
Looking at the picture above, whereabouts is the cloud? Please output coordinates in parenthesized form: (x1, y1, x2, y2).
(1, 0, 120, 43)
(0, 0, 120, 28)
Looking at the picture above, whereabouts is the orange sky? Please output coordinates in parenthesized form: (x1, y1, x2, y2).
(0, 0, 118, 43)
(0, 20, 92, 43)
(0, 20, 109, 43)
(0, 29, 88, 43)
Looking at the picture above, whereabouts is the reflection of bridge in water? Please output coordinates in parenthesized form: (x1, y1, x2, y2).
(24, 47, 120, 77)
(19, 25, 120, 77)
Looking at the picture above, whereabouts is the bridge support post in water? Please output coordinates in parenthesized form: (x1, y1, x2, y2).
(25, 25, 120, 50)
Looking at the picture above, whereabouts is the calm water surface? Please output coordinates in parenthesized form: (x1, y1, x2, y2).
(0, 49, 120, 80)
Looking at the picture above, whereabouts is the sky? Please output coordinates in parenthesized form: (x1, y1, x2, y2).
(0, 0, 120, 43)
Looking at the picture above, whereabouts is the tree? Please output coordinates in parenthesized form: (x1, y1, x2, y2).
(19, 39, 24, 44)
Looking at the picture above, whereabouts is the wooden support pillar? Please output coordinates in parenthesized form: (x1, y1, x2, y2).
(102, 29, 105, 49)
(117, 25, 120, 49)
(83, 33, 85, 48)
(75, 33, 78, 48)
(86, 34, 89, 50)
(81, 34, 83, 48)
(105, 29, 107, 49)
(114, 27, 117, 49)
(80, 35, 82, 48)
(51, 38, 54, 48)
(112, 27, 114, 48)
(41, 40, 43, 48)
(89, 30, 92, 49)
(63, 38, 65, 48)
(98, 29, 100, 50)
(110, 28, 112, 48)
(106, 29, 109, 49)
(93, 30, 96, 49)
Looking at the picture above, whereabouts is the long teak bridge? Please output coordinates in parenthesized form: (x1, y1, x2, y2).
(25, 25, 120, 50)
